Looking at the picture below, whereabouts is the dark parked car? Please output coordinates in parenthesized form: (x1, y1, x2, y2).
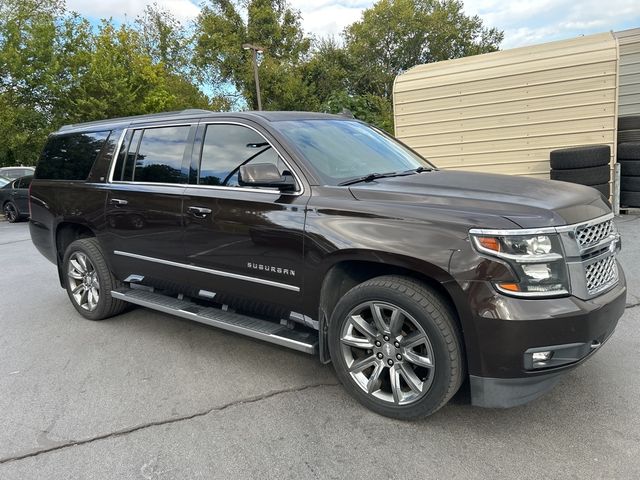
(2, 174, 32, 222)
(29, 110, 626, 419)
(0, 166, 35, 179)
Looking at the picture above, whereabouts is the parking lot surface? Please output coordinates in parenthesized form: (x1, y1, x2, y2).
(1, 216, 639, 479)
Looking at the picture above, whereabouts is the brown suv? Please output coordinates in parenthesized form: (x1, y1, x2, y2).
(29, 110, 626, 419)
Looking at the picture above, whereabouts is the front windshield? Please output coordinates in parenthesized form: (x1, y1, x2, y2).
(0, 176, 9, 187)
(273, 119, 433, 185)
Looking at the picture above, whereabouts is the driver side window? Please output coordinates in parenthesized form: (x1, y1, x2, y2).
(199, 124, 286, 187)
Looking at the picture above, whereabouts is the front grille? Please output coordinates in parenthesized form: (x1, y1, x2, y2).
(585, 255, 618, 295)
(576, 219, 614, 247)
(558, 215, 620, 299)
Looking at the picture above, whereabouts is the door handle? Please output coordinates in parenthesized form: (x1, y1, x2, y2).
(110, 198, 128, 206)
(188, 206, 212, 218)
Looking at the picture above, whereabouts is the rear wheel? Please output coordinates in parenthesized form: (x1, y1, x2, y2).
(3, 201, 19, 223)
(63, 238, 126, 320)
(329, 275, 464, 419)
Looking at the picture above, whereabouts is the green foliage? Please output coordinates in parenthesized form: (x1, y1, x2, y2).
(343, 0, 503, 99)
(195, 0, 316, 110)
(0, 0, 228, 167)
(304, 0, 503, 133)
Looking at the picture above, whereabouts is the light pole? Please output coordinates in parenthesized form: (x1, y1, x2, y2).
(242, 43, 264, 110)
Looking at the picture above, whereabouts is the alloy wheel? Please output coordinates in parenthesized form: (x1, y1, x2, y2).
(67, 251, 100, 311)
(4, 203, 17, 222)
(339, 301, 435, 405)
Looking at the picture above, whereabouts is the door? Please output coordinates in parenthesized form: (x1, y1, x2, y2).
(13, 176, 32, 214)
(181, 122, 309, 310)
(102, 124, 195, 282)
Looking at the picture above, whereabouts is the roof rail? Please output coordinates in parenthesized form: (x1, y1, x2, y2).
(58, 109, 213, 132)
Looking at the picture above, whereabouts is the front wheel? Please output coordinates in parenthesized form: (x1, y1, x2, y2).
(63, 238, 126, 320)
(329, 275, 464, 419)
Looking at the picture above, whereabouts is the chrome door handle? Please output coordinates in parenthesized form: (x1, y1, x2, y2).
(188, 206, 212, 218)
(110, 198, 128, 206)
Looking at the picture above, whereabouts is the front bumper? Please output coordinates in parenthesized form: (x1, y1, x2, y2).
(463, 267, 626, 408)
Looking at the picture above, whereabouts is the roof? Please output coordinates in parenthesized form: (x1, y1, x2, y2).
(57, 109, 344, 134)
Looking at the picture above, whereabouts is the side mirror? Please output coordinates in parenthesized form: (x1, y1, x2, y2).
(238, 163, 297, 192)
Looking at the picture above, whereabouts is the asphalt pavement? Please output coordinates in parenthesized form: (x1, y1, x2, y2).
(0, 216, 639, 479)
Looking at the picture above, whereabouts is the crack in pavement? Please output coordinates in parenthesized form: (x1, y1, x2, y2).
(0, 239, 31, 246)
(0, 382, 339, 466)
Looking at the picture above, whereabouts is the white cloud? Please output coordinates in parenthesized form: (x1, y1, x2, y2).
(288, 1, 367, 39)
(463, 0, 640, 48)
(65, 0, 200, 23)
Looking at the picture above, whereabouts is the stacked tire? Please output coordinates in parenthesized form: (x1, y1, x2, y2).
(618, 116, 640, 208)
(549, 145, 611, 197)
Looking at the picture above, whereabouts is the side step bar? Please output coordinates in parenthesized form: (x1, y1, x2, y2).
(111, 288, 318, 355)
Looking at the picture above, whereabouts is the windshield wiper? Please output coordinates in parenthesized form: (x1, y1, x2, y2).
(403, 166, 433, 174)
(338, 166, 433, 186)
(338, 171, 400, 186)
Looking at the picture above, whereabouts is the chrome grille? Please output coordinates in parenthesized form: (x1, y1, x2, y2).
(585, 255, 618, 295)
(558, 214, 620, 300)
(575, 219, 614, 247)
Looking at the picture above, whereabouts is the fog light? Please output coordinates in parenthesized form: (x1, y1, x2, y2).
(532, 351, 553, 365)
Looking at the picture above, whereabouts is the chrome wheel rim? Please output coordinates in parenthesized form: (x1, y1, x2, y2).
(340, 301, 435, 405)
(4, 203, 17, 222)
(67, 252, 100, 311)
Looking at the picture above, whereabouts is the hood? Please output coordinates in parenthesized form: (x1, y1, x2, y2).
(348, 170, 611, 228)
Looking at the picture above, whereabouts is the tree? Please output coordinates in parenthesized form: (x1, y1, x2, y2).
(66, 21, 224, 123)
(313, 0, 502, 132)
(0, 0, 87, 166)
(136, 3, 191, 74)
(195, 0, 316, 110)
(343, 0, 503, 98)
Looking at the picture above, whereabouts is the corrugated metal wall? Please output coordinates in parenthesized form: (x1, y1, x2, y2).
(616, 28, 640, 117)
(393, 33, 619, 179)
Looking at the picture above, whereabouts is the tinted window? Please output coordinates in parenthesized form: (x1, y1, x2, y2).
(199, 124, 286, 186)
(113, 130, 142, 182)
(272, 120, 431, 185)
(36, 131, 111, 180)
(118, 126, 189, 184)
(17, 176, 32, 189)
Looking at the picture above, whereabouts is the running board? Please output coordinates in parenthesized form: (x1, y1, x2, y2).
(111, 288, 318, 354)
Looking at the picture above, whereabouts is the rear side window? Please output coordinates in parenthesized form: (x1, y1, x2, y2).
(114, 126, 190, 184)
(17, 176, 32, 189)
(36, 131, 111, 180)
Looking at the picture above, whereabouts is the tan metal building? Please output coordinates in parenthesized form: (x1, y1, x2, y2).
(615, 28, 640, 117)
(393, 32, 619, 180)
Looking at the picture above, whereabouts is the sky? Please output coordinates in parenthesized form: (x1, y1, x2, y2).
(65, 0, 640, 49)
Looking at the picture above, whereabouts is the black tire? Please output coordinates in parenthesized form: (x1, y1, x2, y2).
(618, 129, 640, 143)
(63, 238, 126, 320)
(618, 116, 640, 131)
(328, 275, 464, 419)
(591, 183, 610, 197)
(621, 176, 640, 192)
(621, 191, 640, 208)
(617, 142, 640, 160)
(3, 201, 20, 223)
(619, 160, 640, 176)
(550, 165, 610, 186)
(549, 145, 610, 170)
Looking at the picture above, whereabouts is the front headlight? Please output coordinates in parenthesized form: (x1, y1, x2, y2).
(470, 232, 569, 297)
